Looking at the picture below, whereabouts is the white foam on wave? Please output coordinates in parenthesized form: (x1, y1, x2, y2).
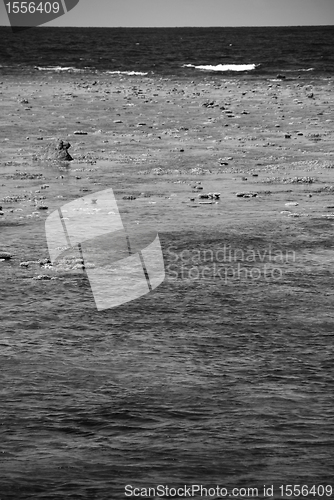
(183, 63, 256, 72)
(105, 70, 148, 76)
(34, 66, 83, 72)
(282, 68, 315, 72)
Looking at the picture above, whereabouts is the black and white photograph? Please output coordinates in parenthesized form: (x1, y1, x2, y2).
(1, 1, 334, 498)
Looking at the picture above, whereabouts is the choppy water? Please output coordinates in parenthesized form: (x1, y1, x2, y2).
(0, 25, 334, 77)
(1, 221, 334, 498)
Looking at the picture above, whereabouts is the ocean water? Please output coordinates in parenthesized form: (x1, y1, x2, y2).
(2, 223, 334, 499)
(0, 25, 334, 77)
(1, 25, 334, 500)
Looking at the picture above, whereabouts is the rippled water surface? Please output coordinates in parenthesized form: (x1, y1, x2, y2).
(1, 226, 334, 498)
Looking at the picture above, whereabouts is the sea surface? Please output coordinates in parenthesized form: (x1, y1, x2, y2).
(1, 26, 334, 500)
(0, 25, 334, 77)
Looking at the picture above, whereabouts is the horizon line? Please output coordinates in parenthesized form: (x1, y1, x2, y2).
(1, 23, 334, 28)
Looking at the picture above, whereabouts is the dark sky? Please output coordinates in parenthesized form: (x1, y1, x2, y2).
(1, 0, 334, 27)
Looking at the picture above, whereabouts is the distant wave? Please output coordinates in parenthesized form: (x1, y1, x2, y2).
(34, 66, 85, 72)
(105, 71, 148, 76)
(283, 67, 315, 72)
(183, 63, 257, 72)
(33, 66, 148, 76)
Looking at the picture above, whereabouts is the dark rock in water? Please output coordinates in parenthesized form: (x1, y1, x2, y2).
(45, 140, 73, 161)
(198, 193, 220, 200)
(236, 192, 258, 198)
(202, 101, 217, 108)
(39, 258, 51, 265)
(0, 251, 12, 259)
(276, 74, 286, 79)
